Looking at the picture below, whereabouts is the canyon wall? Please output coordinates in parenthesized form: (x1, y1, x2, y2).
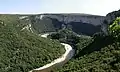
(20, 13, 105, 35)
(39, 14, 104, 26)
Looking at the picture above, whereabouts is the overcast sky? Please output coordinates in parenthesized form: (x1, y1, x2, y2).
(0, 0, 120, 16)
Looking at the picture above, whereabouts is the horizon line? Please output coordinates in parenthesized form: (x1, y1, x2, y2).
(0, 12, 106, 16)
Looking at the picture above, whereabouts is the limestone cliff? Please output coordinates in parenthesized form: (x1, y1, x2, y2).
(19, 13, 105, 35)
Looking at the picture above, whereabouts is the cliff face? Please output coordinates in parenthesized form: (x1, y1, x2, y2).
(40, 14, 104, 26)
(101, 9, 120, 35)
(20, 13, 105, 35)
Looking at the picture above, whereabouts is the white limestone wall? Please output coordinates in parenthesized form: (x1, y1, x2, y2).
(19, 16, 28, 19)
(39, 14, 105, 26)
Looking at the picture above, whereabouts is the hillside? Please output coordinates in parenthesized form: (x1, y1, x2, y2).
(47, 27, 120, 72)
(55, 32, 120, 72)
(54, 10, 120, 72)
(0, 15, 65, 72)
(57, 42, 120, 72)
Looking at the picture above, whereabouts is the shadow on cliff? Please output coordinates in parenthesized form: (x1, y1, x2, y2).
(68, 22, 101, 36)
(50, 18, 63, 30)
(41, 18, 102, 36)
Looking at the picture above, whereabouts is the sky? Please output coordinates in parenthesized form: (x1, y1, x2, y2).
(0, 0, 120, 16)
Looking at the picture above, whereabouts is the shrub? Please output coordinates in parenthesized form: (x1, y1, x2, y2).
(108, 17, 120, 41)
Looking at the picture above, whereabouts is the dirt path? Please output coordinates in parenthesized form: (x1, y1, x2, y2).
(29, 33, 75, 72)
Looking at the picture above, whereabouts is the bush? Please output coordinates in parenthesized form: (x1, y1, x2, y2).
(108, 17, 120, 41)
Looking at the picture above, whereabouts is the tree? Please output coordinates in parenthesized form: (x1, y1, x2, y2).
(108, 17, 120, 41)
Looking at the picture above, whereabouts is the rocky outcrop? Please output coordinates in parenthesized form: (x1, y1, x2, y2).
(102, 9, 120, 35)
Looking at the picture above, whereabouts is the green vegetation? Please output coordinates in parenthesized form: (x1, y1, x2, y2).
(57, 42, 120, 72)
(55, 17, 120, 72)
(0, 10, 120, 72)
(48, 29, 80, 45)
(0, 15, 65, 72)
(108, 17, 120, 41)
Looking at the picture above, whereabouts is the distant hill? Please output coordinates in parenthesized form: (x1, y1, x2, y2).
(18, 13, 105, 36)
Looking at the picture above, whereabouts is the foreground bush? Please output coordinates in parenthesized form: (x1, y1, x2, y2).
(108, 17, 120, 41)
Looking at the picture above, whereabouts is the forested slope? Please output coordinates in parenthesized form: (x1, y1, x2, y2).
(57, 37, 120, 72)
(0, 15, 65, 72)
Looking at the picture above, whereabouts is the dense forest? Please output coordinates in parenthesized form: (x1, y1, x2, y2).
(0, 15, 65, 72)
